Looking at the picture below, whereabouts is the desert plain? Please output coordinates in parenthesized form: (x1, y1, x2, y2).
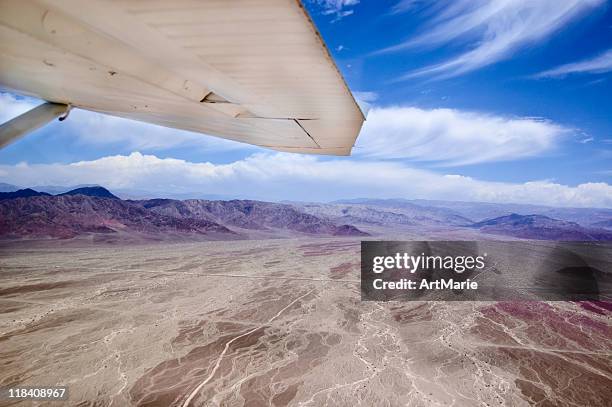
(0, 237, 610, 406)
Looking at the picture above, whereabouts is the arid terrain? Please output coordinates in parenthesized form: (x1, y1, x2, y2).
(1, 238, 610, 406)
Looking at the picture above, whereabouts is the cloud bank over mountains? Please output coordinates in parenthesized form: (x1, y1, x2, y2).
(3, 91, 605, 207)
(2, 152, 611, 208)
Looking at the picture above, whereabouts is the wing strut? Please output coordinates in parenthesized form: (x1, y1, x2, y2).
(0, 102, 70, 149)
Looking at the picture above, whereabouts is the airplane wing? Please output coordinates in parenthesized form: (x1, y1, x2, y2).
(0, 0, 365, 155)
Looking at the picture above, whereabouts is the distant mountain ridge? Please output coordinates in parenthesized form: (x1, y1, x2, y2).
(0, 185, 118, 200)
(1, 187, 610, 241)
(319, 199, 611, 241)
(334, 198, 612, 230)
(300, 201, 473, 227)
(139, 199, 366, 236)
(0, 187, 367, 240)
(0, 183, 19, 193)
(470, 213, 612, 241)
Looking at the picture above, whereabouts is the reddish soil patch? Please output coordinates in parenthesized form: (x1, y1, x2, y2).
(236, 330, 337, 406)
(130, 333, 236, 407)
(390, 303, 433, 324)
(578, 301, 606, 315)
(479, 302, 610, 352)
(483, 348, 612, 406)
(470, 316, 521, 346)
(329, 262, 358, 279)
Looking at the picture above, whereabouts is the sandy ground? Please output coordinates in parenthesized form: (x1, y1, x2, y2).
(0, 238, 610, 406)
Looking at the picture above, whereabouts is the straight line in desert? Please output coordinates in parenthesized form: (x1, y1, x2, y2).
(36, 265, 360, 283)
(181, 289, 316, 407)
(471, 343, 611, 356)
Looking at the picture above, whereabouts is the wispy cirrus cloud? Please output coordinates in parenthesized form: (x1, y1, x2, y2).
(310, 0, 359, 21)
(534, 49, 612, 78)
(2, 152, 611, 208)
(380, 0, 604, 80)
(355, 106, 568, 166)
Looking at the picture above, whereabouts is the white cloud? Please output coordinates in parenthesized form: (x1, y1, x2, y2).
(352, 91, 378, 103)
(354, 106, 567, 166)
(381, 0, 604, 79)
(390, 0, 423, 15)
(0, 93, 41, 123)
(2, 152, 611, 208)
(534, 49, 612, 78)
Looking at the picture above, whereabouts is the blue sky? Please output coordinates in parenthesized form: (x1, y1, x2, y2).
(1, 0, 611, 207)
(312, 0, 612, 185)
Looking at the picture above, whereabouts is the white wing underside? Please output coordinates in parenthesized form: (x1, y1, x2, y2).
(0, 0, 364, 155)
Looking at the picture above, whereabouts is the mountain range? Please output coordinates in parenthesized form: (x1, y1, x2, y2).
(0, 187, 367, 240)
(344, 198, 612, 228)
(0, 187, 611, 242)
(297, 199, 612, 241)
(470, 213, 612, 241)
(297, 201, 472, 227)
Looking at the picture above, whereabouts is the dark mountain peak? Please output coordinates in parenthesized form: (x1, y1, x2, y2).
(0, 188, 50, 200)
(60, 186, 119, 199)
